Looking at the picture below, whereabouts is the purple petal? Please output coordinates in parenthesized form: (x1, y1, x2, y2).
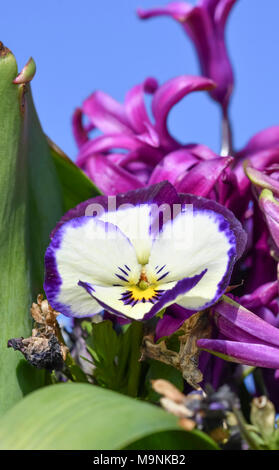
(82, 90, 132, 134)
(151, 75, 215, 146)
(216, 315, 275, 347)
(238, 126, 279, 158)
(179, 193, 247, 261)
(139, 2, 234, 107)
(135, 122, 160, 148)
(214, 296, 279, 348)
(197, 339, 279, 368)
(240, 281, 278, 310)
(124, 77, 158, 134)
(246, 165, 279, 197)
(72, 108, 89, 148)
(259, 189, 279, 248)
(148, 149, 198, 185)
(175, 156, 233, 196)
(248, 149, 279, 171)
(244, 206, 277, 292)
(184, 143, 218, 160)
(84, 155, 143, 195)
(137, 3, 193, 21)
(208, 0, 237, 32)
(255, 307, 279, 328)
(76, 134, 141, 166)
(155, 304, 194, 341)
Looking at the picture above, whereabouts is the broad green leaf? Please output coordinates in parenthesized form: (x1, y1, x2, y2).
(15, 360, 46, 397)
(0, 47, 64, 414)
(48, 138, 102, 212)
(24, 87, 64, 293)
(125, 430, 220, 450)
(0, 383, 218, 450)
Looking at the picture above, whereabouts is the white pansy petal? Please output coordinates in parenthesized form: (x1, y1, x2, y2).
(44, 217, 140, 317)
(147, 207, 236, 310)
(99, 205, 154, 264)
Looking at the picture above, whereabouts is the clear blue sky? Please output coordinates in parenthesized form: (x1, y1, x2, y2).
(1, 0, 279, 160)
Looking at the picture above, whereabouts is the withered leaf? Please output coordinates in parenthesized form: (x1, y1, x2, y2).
(141, 311, 211, 389)
(8, 294, 68, 371)
(8, 335, 64, 371)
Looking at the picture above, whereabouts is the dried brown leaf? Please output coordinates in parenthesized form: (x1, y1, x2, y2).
(8, 294, 68, 370)
(151, 379, 185, 403)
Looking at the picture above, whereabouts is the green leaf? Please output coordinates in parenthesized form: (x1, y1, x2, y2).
(0, 48, 64, 414)
(15, 360, 47, 397)
(0, 49, 30, 415)
(48, 138, 102, 212)
(24, 87, 64, 293)
(64, 354, 89, 383)
(125, 430, 220, 450)
(144, 359, 184, 403)
(85, 320, 143, 397)
(0, 383, 218, 450)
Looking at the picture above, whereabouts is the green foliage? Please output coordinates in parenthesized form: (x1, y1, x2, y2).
(64, 353, 89, 383)
(48, 138, 102, 212)
(83, 320, 143, 397)
(125, 430, 220, 450)
(0, 48, 64, 415)
(15, 360, 46, 396)
(0, 383, 219, 450)
(144, 359, 184, 402)
(0, 44, 104, 415)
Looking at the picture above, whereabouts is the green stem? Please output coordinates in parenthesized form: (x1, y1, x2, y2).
(242, 366, 256, 381)
(253, 368, 268, 397)
(126, 322, 144, 398)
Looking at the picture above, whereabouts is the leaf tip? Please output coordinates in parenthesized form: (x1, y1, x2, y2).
(13, 57, 36, 84)
(0, 41, 11, 57)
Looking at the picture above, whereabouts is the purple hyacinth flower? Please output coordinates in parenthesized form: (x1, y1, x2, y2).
(44, 182, 246, 322)
(197, 295, 279, 368)
(234, 126, 279, 202)
(239, 280, 279, 328)
(245, 151, 279, 198)
(138, 0, 236, 109)
(71, 75, 237, 197)
(237, 126, 279, 159)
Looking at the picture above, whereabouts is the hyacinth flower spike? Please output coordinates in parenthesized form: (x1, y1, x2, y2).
(44, 182, 246, 321)
(197, 296, 279, 368)
(138, 0, 236, 110)
(138, 0, 237, 154)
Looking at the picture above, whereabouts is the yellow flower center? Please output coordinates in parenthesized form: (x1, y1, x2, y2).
(119, 266, 165, 305)
(129, 284, 158, 301)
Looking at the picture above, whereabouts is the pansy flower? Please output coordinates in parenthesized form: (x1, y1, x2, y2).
(44, 182, 246, 321)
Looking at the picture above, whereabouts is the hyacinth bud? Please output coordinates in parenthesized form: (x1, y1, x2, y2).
(259, 189, 279, 251)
